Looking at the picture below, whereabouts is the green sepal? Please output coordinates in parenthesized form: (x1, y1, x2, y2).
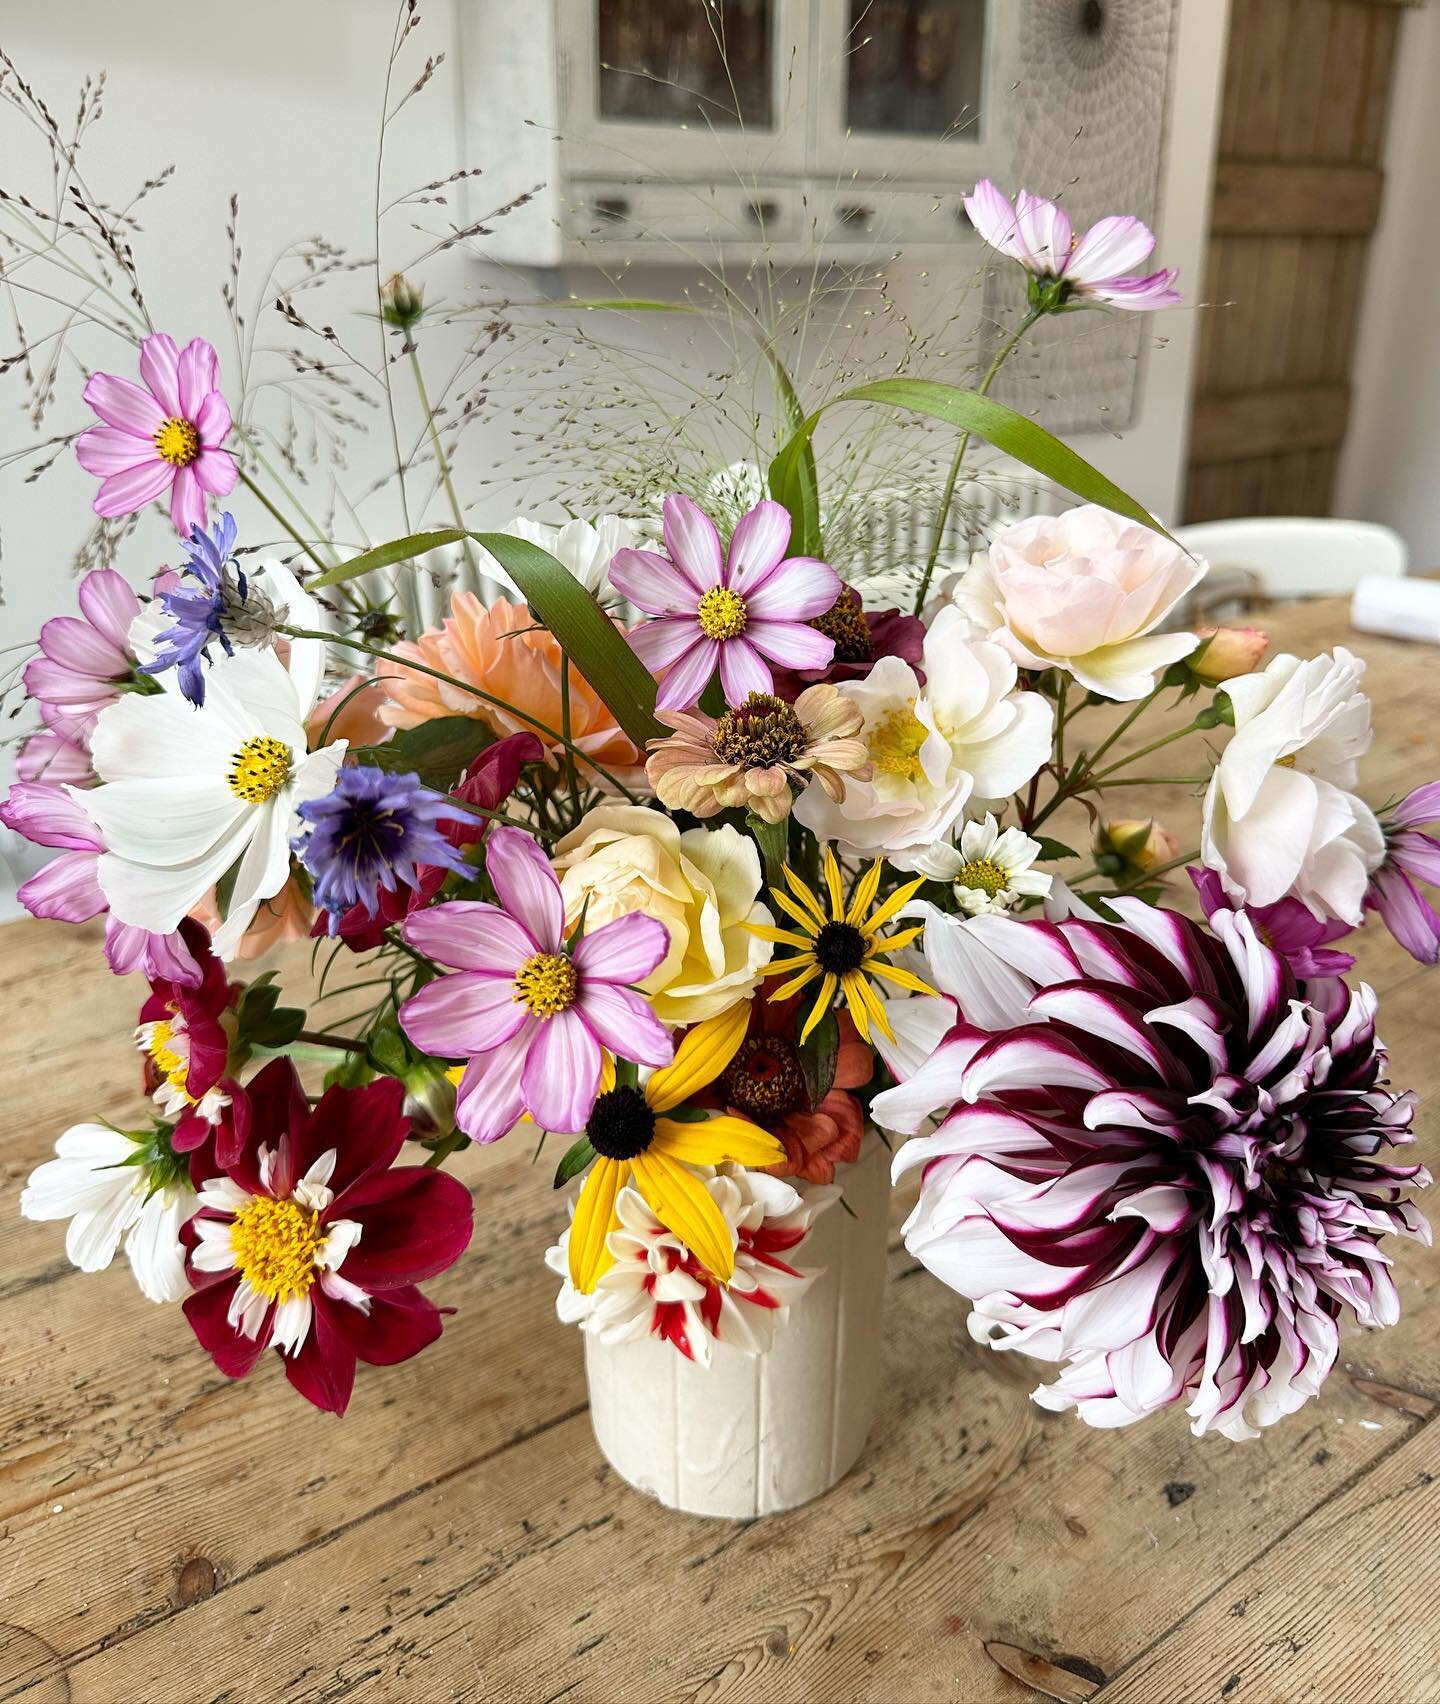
(1033, 836, 1080, 862)
(554, 1135, 597, 1188)
(746, 812, 789, 890)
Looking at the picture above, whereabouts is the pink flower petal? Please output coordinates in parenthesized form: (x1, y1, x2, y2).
(0, 780, 101, 850)
(485, 825, 564, 951)
(1082, 270, 1182, 311)
(23, 656, 119, 711)
(73, 424, 155, 477)
(654, 636, 720, 711)
(1015, 190, 1072, 275)
(718, 636, 774, 703)
(37, 612, 128, 679)
(725, 500, 791, 595)
(1392, 781, 1440, 831)
(82, 371, 165, 437)
(77, 569, 141, 651)
(571, 910, 671, 984)
(744, 555, 841, 620)
(629, 614, 703, 672)
(194, 388, 232, 449)
(731, 618, 834, 671)
(574, 979, 673, 1066)
(610, 548, 701, 617)
(521, 1009, 601, 1134)
(93, 457, 173, 518)
(177, 337, 220, 420)
(454, 1028, 532, 1142)
(168, 464, 207, 536)
(104, 919, 203, 985)
(192, 446, 238, 497)
(403, 901, 532, 972)
(963, 180, 1025, 263)
(662, 493, 724, 591)
(17, 848, 107, 922)
(398, 971, 529, 1058)
(1066, 215, 1156, 287)
(138, 333, 183, 417)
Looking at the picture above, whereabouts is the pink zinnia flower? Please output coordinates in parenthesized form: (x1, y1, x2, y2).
(611, 495, 840, 710)
(0, 781, 203, 985)
(182, 1061, 473, 1415)
(398, 826, 673, 1141)
(1366, 780, 1440, 964)
(23, 569, 142, 745)
(875, 902, 1428, 1440)
(964, 180, 1181, 312)
(75, 333, 238, 536)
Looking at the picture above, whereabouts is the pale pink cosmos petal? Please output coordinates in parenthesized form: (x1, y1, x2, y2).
(194, 390, 232, 449)
(1393, 832, 1440, 886)
(662, 493, 724, 591)
(1065, 215, 1156, 285)
(192, 446, 238, 497)
(571, 910, 670, 985)
(17, 729, 93, 786)
(610, 549, 701, 617)
(398, 971, 530, 1058)
(573, 980, 673, 1067)
(73, 425, 155, 477)
(177, 338, 220, 419)
(521, 1009, 601, 1134)
(1082, 270, 1182, 312)
(1368, 867, 1440, 964)
(138, 333, 183, 417)
(95, 459, 173, 518)
(718, 637, 773, 704)
(628, 613, 704, 672)
(168, 465, 207, 536)
(77, 570, 141, 652)
(403, 901, 532, 972)
(81, 371, 166, 437)
(1392, 781, 1440, 831)
(654, 637, 720, 711)
(724, 500, 791, 595)
(743, 618, 835, 670)
(485, 826, 564, 951)
(454, 1028, 532, 1143)
(964, 180, 1026, 263)
(1015, 190, 1072, 275)
(24, 657, 119, 711)
(18, 849, 107, 922)
(743, 555, 841, 620)
(0, 781, 102, 850)
(104, 919, 204, 986)
(35, 613, 128, 680)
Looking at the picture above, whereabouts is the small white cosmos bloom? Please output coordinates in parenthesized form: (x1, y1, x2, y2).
(21, 1123, 196, 1302)
(914, 814, 1053, 916)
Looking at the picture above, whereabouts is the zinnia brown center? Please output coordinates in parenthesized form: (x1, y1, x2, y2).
(810, 592, 873, 664)
(722, 1037, 807, 1116)
(712, 693, 808, 768)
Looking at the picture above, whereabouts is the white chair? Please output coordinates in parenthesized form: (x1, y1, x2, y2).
(1172, 517, 1407, 609)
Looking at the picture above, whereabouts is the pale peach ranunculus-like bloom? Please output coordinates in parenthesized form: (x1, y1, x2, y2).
(306, 673, 393, 750)
(956, 505, 1207, 701)
(375, 593, 644, 789)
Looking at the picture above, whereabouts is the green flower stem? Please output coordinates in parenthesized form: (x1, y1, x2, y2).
(912, 304, 1044, 615)
(1087, 719, 1206, 785)
(1087, 775, 1211, 789)
(407, 346, 480, 576)
(296, 1028, 366, 1051)
(238, 469, 329, 572)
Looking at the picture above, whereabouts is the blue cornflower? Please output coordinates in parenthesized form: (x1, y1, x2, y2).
(141, 513, 260, 707)
(293, 765, 477, 931)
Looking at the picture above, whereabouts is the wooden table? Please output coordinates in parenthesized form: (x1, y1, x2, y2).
(2, 598, 1437, 1704)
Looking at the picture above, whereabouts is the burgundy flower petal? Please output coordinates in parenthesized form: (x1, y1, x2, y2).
(334, 1168, 474, 1290)
(182, 1276, 271, 1380)
(328, 1283, 449, 1368)
(282, 1296, 358, 1416)
(300, 1075, 409, 1198)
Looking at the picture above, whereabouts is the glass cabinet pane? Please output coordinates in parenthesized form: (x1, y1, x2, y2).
(597, 0, 775, 129)
(845, 0, 987, 139)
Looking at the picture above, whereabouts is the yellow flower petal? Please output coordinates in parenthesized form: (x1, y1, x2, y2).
(822, 846, 845, 918)
(846, 859, 883, 926)
(770, 887, 824, 934)
(799, 971, 838, 1042)
(864, 873, 928, 932)
(568, 1156, 628, 1293)
(780, 863, 826, 926)
(840, 973, 873, 1043)
(867, 961, 939, 998)
(631, 1150, 736, 1281)
(870, 924, 925, 955)
(851, 970, 896, 1041)
(745, 923, 819, 950)
(645, 1000, 751, 1113)
(652, 1113, 784, 1168)
(768, 960, 822, 1002)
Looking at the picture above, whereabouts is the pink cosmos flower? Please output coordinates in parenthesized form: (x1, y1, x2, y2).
(0, 781, 202, 985)
(1190, 866, 1355, 979)
(611, 495, 840, 710)
(23, 569, 142, 746)
(398, 826, 673, 1141)
(1366, 780, 1440, 964)
(16, 722, 94, 787)
(182, 1061, 473, 1415)
(75, 333, 238, 537)
(965, 180, 1181, 312)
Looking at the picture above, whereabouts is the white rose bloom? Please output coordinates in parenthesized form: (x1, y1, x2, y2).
(1201, 647, 1383, 923)
(477, 514, 642, 606)
(793, 606, 1052, 871)
(21, 1123, 196, 1303)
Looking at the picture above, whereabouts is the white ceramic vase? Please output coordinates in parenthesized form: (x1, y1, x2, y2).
(583, 1133, 890, 1519)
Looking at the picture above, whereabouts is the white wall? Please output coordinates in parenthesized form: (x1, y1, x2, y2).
(1336, 0, 1440, 567)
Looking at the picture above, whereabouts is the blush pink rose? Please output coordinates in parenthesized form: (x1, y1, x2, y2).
(958, 505, 1206, 701)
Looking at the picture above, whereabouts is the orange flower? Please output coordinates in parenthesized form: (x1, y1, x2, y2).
(307, 673, 392, 750)
(375, 593, 643, 787)
(189, 874, 313, 961)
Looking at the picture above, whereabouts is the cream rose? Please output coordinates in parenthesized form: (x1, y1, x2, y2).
(551, 805, 773, 1027)
(955, 504, 1206, 701)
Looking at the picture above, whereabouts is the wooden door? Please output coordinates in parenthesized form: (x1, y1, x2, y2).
(1184, 0, 1409, 522)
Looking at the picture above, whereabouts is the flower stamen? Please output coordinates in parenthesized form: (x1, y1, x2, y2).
(955, 857, 1010, 898)
(513, 951, 578, 1018)
(227, 735, 293, 804)
(696, 585, 748, 641)
(868, 704, 928, 778)
(154, 416, 200, 467)
(229, 1195, 325, 1304)
(711, 693, 807, 767)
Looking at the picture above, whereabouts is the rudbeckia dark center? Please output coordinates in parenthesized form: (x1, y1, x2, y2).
(712, 693, 807, 767)
(814, 921, 868, 974)
(722, 1037, 806, 1115)
(810, 592, 872, 663)
(586, 1085, 656, 1160)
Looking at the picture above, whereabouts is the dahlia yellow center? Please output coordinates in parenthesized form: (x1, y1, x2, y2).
(229, 1196, 325, 1304)
(228, 735, 293, 804)
(868, 703, 928, 778)
(154, 416, 200, 467)
(696, 586, 748, 641)
(956, 857, 1010, 897)
(513, 951, 578, 1018)
(145, 1018, 192, 1096)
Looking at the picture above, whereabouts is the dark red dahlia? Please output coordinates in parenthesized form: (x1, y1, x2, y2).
(135, 918, 237, 1153)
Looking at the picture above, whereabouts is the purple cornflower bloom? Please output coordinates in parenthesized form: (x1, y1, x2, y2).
(1366, 781, 1440, 964)
(293, 765, 477, 933)
(141, 514, 274, 707)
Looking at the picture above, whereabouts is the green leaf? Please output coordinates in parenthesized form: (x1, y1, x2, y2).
(1034, 837, 1080, 862)
(310, 529, 466, 588)
(798, 1005, 839, 1112)
(767, 416, 822, 558)
(553, 1136, 596, 1188)
(357, 716, 497, 792)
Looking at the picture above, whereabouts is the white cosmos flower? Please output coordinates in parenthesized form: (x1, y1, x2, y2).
(1201, 647, 1383, 924)
(83, 644, 345, 959)
(914, 813, 1053, 916)
(21, 1123, 196, 1302)
(476, 514, 642, 607)
(793, 606, 1052, 871)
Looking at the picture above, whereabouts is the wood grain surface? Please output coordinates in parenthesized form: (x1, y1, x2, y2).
(0, 600, 1436, 1703)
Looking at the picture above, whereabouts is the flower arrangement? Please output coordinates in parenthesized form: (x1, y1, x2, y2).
(4, 130, 1432, 1461)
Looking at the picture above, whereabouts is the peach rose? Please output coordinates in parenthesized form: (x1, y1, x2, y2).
(1190, 625, 1268, 683)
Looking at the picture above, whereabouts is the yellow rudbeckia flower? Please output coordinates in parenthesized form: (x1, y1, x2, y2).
(750, 847, 937, 1044)
(567, 1001, 784, 1293)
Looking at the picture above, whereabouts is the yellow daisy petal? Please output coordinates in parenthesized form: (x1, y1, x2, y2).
(799, 971, 838, 1042)
(645, 1000, 751, 1114)
(867, 961, 939, 997)
(652, 1114, 784, 1168)
(840, 973, 872, 1043)
(852, 970, 896, 1041)
(771, 887, 825, 934)
(823, 847, 845, 918)
(780, 864, 826, 926)
(745, 923, 819, 950)
(869, 924, 925, 955)
(864, 874, 929, 932)
(631, 1150, 736, 1282)
(768, 960, 823, 1002)
(846, 859, 884, 925)
(568, 1156, 628, 1293)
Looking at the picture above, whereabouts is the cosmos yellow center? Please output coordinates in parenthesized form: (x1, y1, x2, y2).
(696, 586, 748, 641)
(228, 735, 292, 804)
(229, 1196, 324, 1304)
(956, 857, 1010, 897)
(144, 1019, 192, 1095)
(868, 704, 928, 778)
(154, 416, 200, 467)
(513, 951, 578, 1018)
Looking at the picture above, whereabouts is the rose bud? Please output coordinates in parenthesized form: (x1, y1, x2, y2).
(1189, 625, 1268, 683)
(1096, 818, 1182, 879)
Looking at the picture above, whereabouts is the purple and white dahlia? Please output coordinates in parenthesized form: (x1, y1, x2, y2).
(873, 901, 1429, 1440)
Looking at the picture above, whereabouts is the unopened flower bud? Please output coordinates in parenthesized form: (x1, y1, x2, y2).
(381, 272, 425, 330)
(1189, 625, 1267, 684)
(403, 1060, 458, 1138)
(1097, 818, 1181, 877)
